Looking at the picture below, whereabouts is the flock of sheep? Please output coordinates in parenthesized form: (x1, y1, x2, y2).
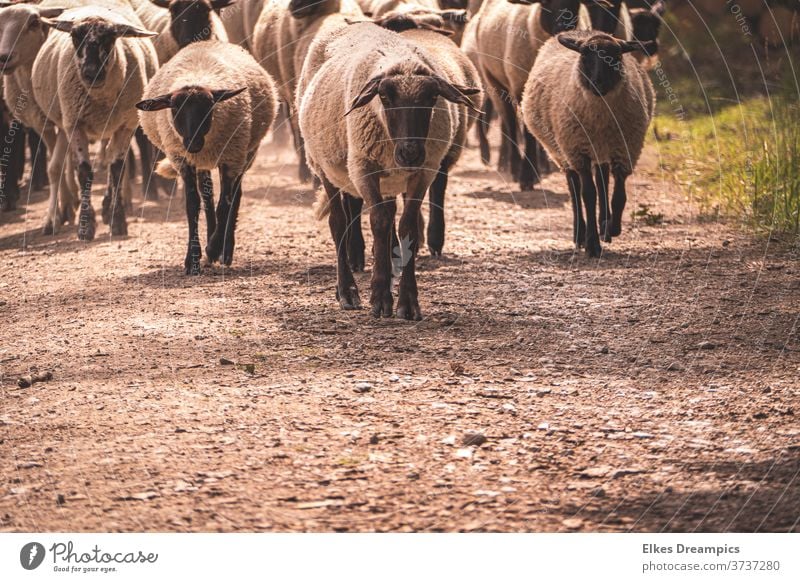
(0, 0, 664, 320)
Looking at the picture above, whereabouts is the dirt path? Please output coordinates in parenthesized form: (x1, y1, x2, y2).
(0, 138, 798, 532)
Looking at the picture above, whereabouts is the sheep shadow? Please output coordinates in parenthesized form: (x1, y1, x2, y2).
(466, 187, 567, 210)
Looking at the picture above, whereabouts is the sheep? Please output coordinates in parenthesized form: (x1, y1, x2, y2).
(0, 0, 80, 227)
(136, 40, 278, 274)
(129, 0, 230, 65)
(582, 1, 665, 65)
(298, 22, 481, 319)
(520, 30, 655, 257)
(31, 3, 159, 240)
(218, 0, 265, 51)
(471, 0, 584, 190)
(251, 0, 363, 183)
(334, 14, 483, 257)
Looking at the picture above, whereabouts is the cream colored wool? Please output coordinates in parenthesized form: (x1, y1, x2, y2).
(297, 22, 464, 213)
(138, 40, 277, 175)
(251, 0, 289, 86)
(520, 33, 654, 174)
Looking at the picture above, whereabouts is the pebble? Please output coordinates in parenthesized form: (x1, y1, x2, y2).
(354, 382, 373, 393)
(462, 431, 487, 447)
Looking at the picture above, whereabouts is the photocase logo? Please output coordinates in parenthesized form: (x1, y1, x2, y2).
(20, 542, 46, 570)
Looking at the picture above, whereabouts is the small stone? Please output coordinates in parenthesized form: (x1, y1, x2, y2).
(354, 382, 373, 393)
(667, 362, 684, 372)
(56, 494, 66, 507)
(219, 357, 234, 365)
(698, 341, 716, 350)
(537, 422, 550, 431)
(580, 465, 612, 478)
(369, 434, 379, 445)
(462, 431, 487, 447)
(562, 518, 584, 530)
(598, 346, 609, 354)
(455, 448, 473, 459)
(388, 374, 400, 383)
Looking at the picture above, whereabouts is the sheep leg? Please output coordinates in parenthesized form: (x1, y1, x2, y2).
(28, 128, 49, 192)
(43, 129, 68, 235)
(181, 165, 202, 275)
(427, 157, 452, 257)
(497, 91, 520, 179)
(477, 98, 493, 166)
(609, 165, 629, 238)
(0, 118, 24, 212)
(566, 169, 586, 249)
(519, 128, 540, 191)
(135, 126, 158, 201)
(288, 106, 312, 184)
(342, 193, 365, 273)
(397, 176, 428, 321)
(207, 166, 243, 267)
(323, 177, 360, 310)
(579, 164, 602, 257)
(199, 171, 216, 245)
(355, 171, 394, 317)
(104, 127, 132, 236)
(60, 153, 79, 226)
(596, 163, 612, 242)
(72, 128, 96, 241)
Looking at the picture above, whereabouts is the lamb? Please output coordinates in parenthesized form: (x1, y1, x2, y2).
(136, 40, 278, 274)
(251, 0, 363, 183)
(471, 0, 584, 190)
(31, 3, 159, 240)
(298, 22, 481, 319)
(520, 30, 655, 257)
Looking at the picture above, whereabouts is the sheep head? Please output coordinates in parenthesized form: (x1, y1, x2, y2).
(0, 3, 66, 74)
(136, 86, 245, 154)
(43, 16, 157, 88)
(288, 0, 321, 19)
(630, 0, 665, 59)
(149, 0, 233, 47)
(506, 0, 582, 35)
(344, 69, 481, 169)
(557, 30, 656, 96)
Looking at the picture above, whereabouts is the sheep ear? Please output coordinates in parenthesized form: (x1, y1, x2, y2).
(344, 75, 383, 117)
(39, 8, 67, 19)
(149, 0, 171, 8)
(506, 0, 539, 5)
(621, 40, 657, 54)
(557, 34, 583, 53)
(42, 19, 74, 33)
(136, 94, 173, 111)
(434, 76, 482, 114)
(210, 87, 247, 103)
(211, 0, 235, 13)
(113, 24, 159, 38)
(651, 0, 666, 17)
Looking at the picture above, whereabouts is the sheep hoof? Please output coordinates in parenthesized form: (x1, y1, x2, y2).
(585, 237, 602, 258)
(184, 262, 202, 276)
(336, 285, 362, 310)
(42, 220, 56, 236)
(205, 240, 222, 263)
(609, 220, 622, 238)
(396, 298, 422, 321)
(0, 193, 17, 212)
(77, 207, 96, 241)
(370, 289, 393, 318)
(101, 195, 112, 225)
(111, 219, 128, 237)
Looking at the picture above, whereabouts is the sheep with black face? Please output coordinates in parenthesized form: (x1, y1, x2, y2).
(31, 4, 158, 240)
(520, 30, 655, 257)
(136, 40, 277, 274)
(470, 0, 584, 190)
(299, 22, 480, 319)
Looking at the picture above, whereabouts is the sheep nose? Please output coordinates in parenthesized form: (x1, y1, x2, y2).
(395, 141, 425, 168)
(0, 54, 11, 63)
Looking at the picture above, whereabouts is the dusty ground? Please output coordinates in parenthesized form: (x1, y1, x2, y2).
(0, 134, 798, 533)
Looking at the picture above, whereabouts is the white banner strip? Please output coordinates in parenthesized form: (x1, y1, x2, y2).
(1, 533, 797, 581)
